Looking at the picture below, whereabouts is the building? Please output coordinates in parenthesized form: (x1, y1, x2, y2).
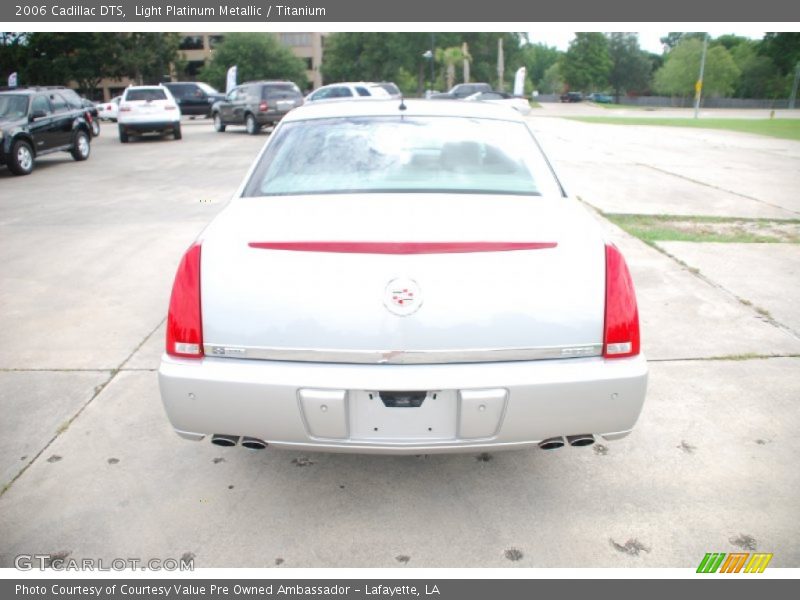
(94, 32, 326, 100)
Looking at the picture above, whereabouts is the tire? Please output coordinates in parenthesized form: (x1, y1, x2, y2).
(70, 130, 91, 161)
(90, 119, 100, 137)
(8, 139, 34, 176)
(173, 123, 182, 140)
(213, 113, 226, 132)
(245, 113, 260, 135)
(118, 126, 129, 143)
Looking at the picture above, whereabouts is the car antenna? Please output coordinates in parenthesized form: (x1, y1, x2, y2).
(398, 95, 407, 111)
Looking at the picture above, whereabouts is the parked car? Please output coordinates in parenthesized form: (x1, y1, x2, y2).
(117, 85, 181, 143)
(304, 82, 391, 102)
(23, 86, 100, 137)
(374, 82, 402, 99)
(431, 82, 493, 99)
(560, 92, 583, 103)
(464, 91, 532, 115)
(211, 81, 304, 135)
(0, 88, 91, 176)
(587, 93, 613, 104)
(97, 96, 121, 121)
(162, 81, 225, 117)
(159, 100, 647, 455)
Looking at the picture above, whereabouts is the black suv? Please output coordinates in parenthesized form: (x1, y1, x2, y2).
(211, 81, 304, 135)
(0, 88, 92, 176)
(560, 92, 583, 103)
(162, 81, 225, 117)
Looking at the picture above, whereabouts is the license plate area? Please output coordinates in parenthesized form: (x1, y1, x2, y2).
(350, 390, 456, 441)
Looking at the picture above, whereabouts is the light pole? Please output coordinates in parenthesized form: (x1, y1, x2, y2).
(693, 33, 708, 119)
(789, 62, 800, 110)
(422, 50, 433, 95)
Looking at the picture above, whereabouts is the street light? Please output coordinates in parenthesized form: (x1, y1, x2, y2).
(693, 33, 708, 120)
(422, 49, 433, 95)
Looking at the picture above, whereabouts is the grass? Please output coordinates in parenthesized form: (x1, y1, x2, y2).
(566, 117, 800, 141)
(604, 214, 800, 244)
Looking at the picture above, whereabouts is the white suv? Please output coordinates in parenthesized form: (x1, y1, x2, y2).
(305, 82, 391, 102)
(118, 85, 182, 143)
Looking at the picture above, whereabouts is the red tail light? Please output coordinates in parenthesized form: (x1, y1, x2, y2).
(603, 243, 640, 359)
(259, 101, 268, 112)
(85, 112, 93, 123)
(166, 243, 203, 358)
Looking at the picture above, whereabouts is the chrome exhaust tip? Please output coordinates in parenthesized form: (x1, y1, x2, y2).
(566, 434, 595, 447)
(240, 437, 268, 450)
(211, 434, 239, 447)
(538, 437, 565, 450)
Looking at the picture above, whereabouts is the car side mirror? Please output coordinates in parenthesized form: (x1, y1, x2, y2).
(30, 109, 47, 120)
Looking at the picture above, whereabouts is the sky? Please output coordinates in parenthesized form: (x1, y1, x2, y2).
(526, 29, 767, 54)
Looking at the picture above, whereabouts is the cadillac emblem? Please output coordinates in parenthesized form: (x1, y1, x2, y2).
(384, 278, 423, 316)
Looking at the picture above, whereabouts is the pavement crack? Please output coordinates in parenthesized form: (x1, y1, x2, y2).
(0, 318, 166, 499)
(636, 162, 800, 217)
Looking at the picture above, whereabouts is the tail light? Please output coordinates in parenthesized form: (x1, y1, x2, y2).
(603, 243, 640, 359)
(166, 243, 203, 358)
(258, 101, 269, 112)
(85, 112, 93, 123)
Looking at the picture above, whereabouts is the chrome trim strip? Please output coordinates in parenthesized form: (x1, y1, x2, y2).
(204, 343, 603, 364)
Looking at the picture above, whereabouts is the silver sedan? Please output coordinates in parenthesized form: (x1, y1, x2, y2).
(158, 100, 647, 454)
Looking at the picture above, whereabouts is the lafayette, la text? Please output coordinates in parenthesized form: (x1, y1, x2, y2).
(18, 584, 441, 598)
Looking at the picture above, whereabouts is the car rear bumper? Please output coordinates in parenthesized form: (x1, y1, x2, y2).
(119, 120, 179, 133)
(158, 353, 648, 454)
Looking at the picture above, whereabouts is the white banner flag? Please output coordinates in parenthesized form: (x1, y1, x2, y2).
(513, 67, 526, 97)
(8, 72, 18, 87)
(225, 66, 237, 94)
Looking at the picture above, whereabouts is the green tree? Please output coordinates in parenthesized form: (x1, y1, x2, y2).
(539, 62, 564, 94)
(521, 42, 560, 90)
(730, 42, 783, 98)
(659, 32, 706, 51)
(758, 33, 800, 76)
(436, 46, 467, 90)
(607, 33, 652, 101)
(321, 33, 525, 94)
(120, 33, 181, 85)
(22, 32, 130, 93)
(560, 33, 611, 91)
(199, 33, 308, 91)
(654, 38, 740, 99)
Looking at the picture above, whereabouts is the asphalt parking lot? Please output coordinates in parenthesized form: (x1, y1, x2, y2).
(1, 112, 798, 568)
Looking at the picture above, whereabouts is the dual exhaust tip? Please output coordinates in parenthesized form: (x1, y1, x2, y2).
(213, 433, 592, 451)
(211, 434, 268, 450)
(539, 434, 595, 450)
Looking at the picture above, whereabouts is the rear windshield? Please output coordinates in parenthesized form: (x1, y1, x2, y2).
(126, 89, 168, 102)
(263, 83, 302, 100)
(243, 116, 561, 197)
(0, 94, 28, 118)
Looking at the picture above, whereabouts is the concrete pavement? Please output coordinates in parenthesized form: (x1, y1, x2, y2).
(1, 115, 798, 568)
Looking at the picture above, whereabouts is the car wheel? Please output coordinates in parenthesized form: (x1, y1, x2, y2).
(213, 113, 226, 132)
(90, 119, 100, 137)
(70, 130, 91, 161)
(173, 123, 182, 140)
(245, 113, 260, 135)
(118, 126, 129, 143)
(8, 139, 34, 176)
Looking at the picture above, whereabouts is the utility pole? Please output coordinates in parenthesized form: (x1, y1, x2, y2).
(693, 33, 708, 119)
(789, 62, 800, 110)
